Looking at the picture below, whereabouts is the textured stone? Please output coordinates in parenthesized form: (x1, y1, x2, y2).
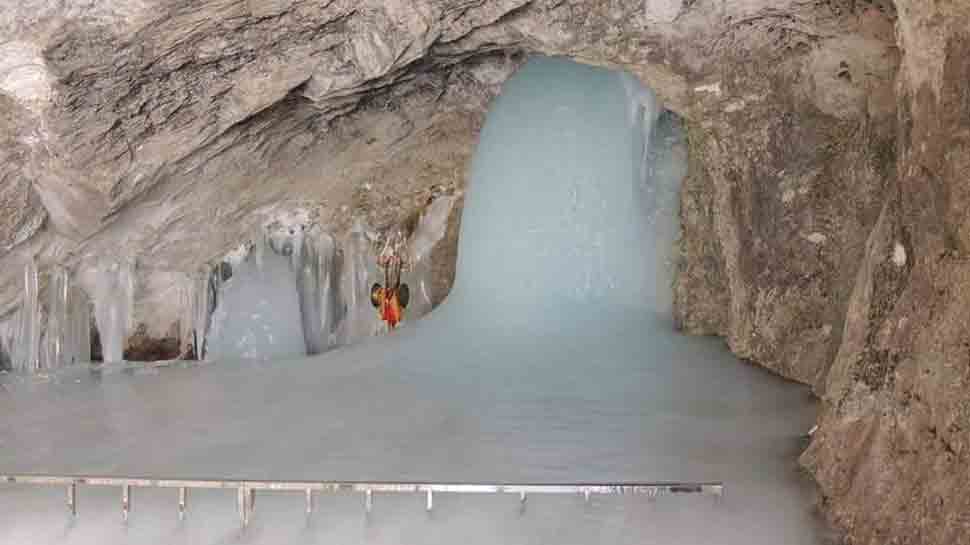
(800, 3, 970, 543)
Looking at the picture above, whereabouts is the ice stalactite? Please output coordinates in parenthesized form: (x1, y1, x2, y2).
(335, 219, 384, 346)
(43, 266, 93, 369)
(43, 266, 71, 369)
(251, 225, 266, 272)
(183, 262, 227, 361)
(189, 265, 212, 359)
(407, 196, 457, 265)
(194, 201, 455, 361)
(0, 317, 15, 371)
(2, 262, 92, 374)
(68, 282, 92, 366)
(91, 258, 135, 363)
(401, 194, 457, 322)
(12, 259, 40, 372)
(296, 228, 339, 355)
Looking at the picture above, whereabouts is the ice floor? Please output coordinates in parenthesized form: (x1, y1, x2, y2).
(0, 314, 824, 545)
(0, 57, 829, 544)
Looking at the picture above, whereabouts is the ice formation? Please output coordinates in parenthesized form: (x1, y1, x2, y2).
(202, 198, 453, 360)
(12, 259, 40, 372)
(88, 258, 135, 363)
(0, 260, 93, 374)
(206, 233, 308, 361)
(187, 265, 215, 359)
(42, 265, 91, 369)
(0, 198, 451, 372)
(296, 228, 340, 354)
(42, 266, 70, 369)
(0, 57, 824, 545)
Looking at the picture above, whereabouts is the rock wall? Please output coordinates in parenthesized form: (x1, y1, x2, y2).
(1, 1, 968, 543)
(799, 3, 970, 543)
(675, 1, 970, 543)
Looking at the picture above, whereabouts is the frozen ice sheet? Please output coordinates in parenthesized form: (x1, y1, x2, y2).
(0, 57, 826, 544)
(0, 316, 823, 544)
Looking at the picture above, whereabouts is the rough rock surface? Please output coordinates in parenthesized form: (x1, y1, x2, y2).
(1, 1, 969, 544)
(798, 3, 970, 543)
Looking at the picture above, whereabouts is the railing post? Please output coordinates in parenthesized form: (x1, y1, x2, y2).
(237, 486, 251, 527)
(178, 487, 187, 521)
(66, 481, 77, 517)
(121, 484, 131, 522)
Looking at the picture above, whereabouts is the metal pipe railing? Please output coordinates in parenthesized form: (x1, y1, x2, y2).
(2, 474, 724, 527)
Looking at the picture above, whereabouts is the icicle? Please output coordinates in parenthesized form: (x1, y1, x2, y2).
(69, 284, 91, 365)
(211, 262, 224, 314)
(251, 225, 266, 273)
(91, 258, 135, 363)
(178, 274, 193, 356)
(13, 259, 40, 372)
(0, 314, 17, 371)
(295, 231, 319, 354)
(43, 265, 70, 369)
(39, 265, 91, 369)
(290, 226, 304, 272)
(407, 195, 457, 264)
(335, 219, 383, 346)
(190, 265, 212, 360)
(318, 233, 340, 350)
(297, 229, 338, 355)
(123, 257, 136, 335)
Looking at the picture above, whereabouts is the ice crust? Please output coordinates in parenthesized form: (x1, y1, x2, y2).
(0, 57, 824, 545)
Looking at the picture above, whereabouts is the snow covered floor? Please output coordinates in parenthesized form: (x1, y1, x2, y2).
(0, 311, 824, 545)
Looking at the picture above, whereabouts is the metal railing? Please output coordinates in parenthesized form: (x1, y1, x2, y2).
(2, 474, 724, 526)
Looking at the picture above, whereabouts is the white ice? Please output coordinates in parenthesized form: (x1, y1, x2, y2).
(335, 219, 386, 346)
(2, 262, 91, 373)
(83, 258, 135, 364)
(296, 228, 340, 355)
(42, 266, 91, 369)
(0, 57, 825, 545)
(206, 238, 307, 361)
(11, 259, 40, 372)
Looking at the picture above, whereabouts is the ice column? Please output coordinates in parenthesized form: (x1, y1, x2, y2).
(43, 266, 69, 369)
(206, 233, 307, 361)
(296, 229, 339, 355)
(42, 266, 92, 368)
(399, 194, 457, 322)
(12, 259, 40, 372)
(200, 205, 457, 360)
(447, 57, 664, 318)
(189, 265, 212, 359)
(0, 317, 15, 371)
(335, 219, 384, 346)
(407, 196, 457, 264)
(91, 258, 135, 363)
(68, 283, 92, 365)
